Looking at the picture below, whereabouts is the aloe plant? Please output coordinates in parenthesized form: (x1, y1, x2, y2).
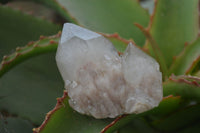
(0, 0, 200, 132)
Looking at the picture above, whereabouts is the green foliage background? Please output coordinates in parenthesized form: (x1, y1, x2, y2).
(0, 0, 200, 133)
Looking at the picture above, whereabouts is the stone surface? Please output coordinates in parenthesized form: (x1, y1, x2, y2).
(56, 23, 163, 119)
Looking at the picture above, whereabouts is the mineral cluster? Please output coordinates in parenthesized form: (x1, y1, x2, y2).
(56, 23, 163, 119)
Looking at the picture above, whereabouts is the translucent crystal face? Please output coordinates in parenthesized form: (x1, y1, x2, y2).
(56, 23, 163, 119)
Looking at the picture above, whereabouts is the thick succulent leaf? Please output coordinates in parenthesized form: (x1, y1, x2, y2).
(0, 5, 61, 57)
(149, 76, 200, 131)
(118, 117, 158, 133)
(163, 75, 200, 101)
(151, 104, 200, 131)
(146, 0, 199, 67)
(0, 53, 63, 124)
(34, 0, 150, 46)
(0, 116, 34, 133)
(0, 6, 63, 124)
(169, 37, 200, 75)
(35, 92, 181, 133)
(33, 91, 113, 133)
(145, 75, 200, 131)
(149, 95, 181, 118)
(0, 33, 60, 77)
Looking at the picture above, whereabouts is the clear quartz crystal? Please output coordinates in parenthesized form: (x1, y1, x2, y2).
(56, 23, 163, 119)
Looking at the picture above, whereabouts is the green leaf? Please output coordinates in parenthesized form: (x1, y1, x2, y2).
(169, 37, 200, 75)
(0, 5, 62, 124)
(0, 116, 34, 133)
(33, 91, 113, 133)
(149, 96, 181, 118)
(0, 33, 60, 77)
(35, 92, 181, 133)
(118, 117, 158, 133)
(0, 53, 63, 124)
(148, 75, 200, 131)
(146, 0, 199, 67)
(163, 75, 200, 101)
(34, 0, 150, 46)
(0, 5, 61, 57)
(151, 104, 200, 131)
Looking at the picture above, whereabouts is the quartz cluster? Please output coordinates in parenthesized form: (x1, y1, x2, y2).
(56, 23, 163, 119)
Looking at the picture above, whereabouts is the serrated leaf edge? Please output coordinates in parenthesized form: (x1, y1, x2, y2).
(0, 32, 61, 77)
(33, 90, 68, 133)
(100, 114, 127, 133)
(168, 75, 200, 87)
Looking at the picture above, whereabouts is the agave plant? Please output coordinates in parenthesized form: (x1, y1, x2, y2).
(0, 0, 200, 133)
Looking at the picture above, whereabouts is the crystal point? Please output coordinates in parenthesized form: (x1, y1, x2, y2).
(60, 23, 101, 44)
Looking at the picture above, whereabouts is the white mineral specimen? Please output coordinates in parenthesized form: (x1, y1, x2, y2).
(56, 23, 163, 119)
